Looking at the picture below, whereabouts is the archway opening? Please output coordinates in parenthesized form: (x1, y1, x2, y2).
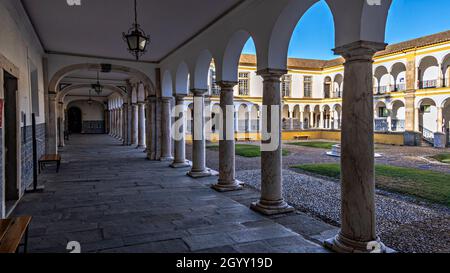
(3, 71, 19, 205)
(68, 106, 82, 134)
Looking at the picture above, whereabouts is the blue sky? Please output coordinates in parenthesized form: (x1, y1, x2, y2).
(242, 0, 450, 60)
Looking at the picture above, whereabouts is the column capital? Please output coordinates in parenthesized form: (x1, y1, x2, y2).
(216, 81, 238, 90)
(147, 95, 157, 103)
(190, 89, 208, 96)
(257, 68, 287, 81)
(175, 93, 187, 100)
(334, 41, 387, 63)
(161, 97, 173, 103)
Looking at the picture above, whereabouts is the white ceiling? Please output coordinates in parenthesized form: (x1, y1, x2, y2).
(21, 0, 242, 62)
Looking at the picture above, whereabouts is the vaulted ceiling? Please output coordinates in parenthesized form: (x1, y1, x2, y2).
(21, 0, 242, 63)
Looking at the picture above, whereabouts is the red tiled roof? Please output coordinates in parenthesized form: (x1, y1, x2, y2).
(239, 30, 450, 70)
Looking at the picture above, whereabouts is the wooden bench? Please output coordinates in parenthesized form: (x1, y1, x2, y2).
(38, 154, 61, 173)
(294, 135, 309, 140)
(235, 137, 255, 142)
(0, 216, 32, 253)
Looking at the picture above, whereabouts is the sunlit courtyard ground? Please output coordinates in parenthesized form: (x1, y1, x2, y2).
(187, 140, 450, 253)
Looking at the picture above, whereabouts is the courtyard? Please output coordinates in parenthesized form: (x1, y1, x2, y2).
(185, 140, 450, 253)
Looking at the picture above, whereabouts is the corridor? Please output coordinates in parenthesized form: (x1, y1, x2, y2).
(12, 135, 329, 253)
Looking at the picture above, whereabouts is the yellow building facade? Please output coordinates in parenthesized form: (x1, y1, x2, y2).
(185, 31, 450, 147)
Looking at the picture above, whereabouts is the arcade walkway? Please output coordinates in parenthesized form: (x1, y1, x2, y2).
(13, 135, 331, 253)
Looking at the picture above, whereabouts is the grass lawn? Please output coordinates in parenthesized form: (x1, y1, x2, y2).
(287, 141, 336, 149)
(208, 144, 290, 158)
(292, 163, 450, 206)
(431, 153, 450, 164)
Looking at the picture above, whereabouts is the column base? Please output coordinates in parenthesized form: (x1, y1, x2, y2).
(403, 131, 422, 146)
(170, 161, 191, 168)
(187, 169, 212, 178)
(160, 156, 174, 162)
(250, 199, 294, 216)
(434, 132, 446, 148)
(136, 145, 146, 149)
(212, 180, 243, 192)
(324, 233, 387, 253)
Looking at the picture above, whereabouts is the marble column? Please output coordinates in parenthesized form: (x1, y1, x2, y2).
(387, 108, 393, 132)
(319, 111, 324, 129)
(131, 103, 138, 145)
(160, 97, 174, 161)
(111, 109, 115, 137)
(137, 102, 146, 149)
(414, 107, 420, 132)
(119, 108, 123, 140)
(212, 81, 242, 192)
(146, 96, 157, 160)
(187, 89, 211, 178)
(114, 109, 119, 138)
(171, 95, 190, 168)
(300, 111, 304, 130)
(309, 111, 314, 129)
(122, 104, 129, 145)
(324, 41, 387, 253)
(251, 69, 293, 215)
(126, 103, 132, 145)
(58, 102, 65, 147)
(289, 111, 294, 130)
(108, 110, 112, 136)
(437, 107, 443, 133)
(48, 94, 58, 154)
(234, 112, 239, 133)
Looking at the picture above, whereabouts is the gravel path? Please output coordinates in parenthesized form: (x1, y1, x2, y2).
(236, 169, 450, 253)
(186, 142, 450, 253)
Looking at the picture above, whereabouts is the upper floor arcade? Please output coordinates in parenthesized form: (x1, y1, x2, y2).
(203, 30, 450, 102)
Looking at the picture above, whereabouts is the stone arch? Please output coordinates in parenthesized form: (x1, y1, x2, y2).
(324, 76, 332, 98)
(418, 55, 439, 88)
(192, 49, 214, 90)
(326, 0, 392, 47)
(417, 98, 438, 132)
(333, 73, 343, 97)
(441, 53, 450, 87)
(267, 0, 320, 70)
(211, 103, 222, 133)
(238, 104, 250, 132)
(57, 84, 128, 104)
(374, 65, 391, 93)
(417, 97, 437, 109)
(250, 104, 260, 132)
(176, 62, 190, 94)
(48, 63, 155, 96)
(162, 70, 174, 97)
(390, 62, 407, 91)
(220, 30, 256, 82)
(390, 100, 406, 131)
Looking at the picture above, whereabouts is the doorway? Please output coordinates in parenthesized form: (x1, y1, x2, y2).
(68, 107, 82, 133)
(3, 71, 20, 203)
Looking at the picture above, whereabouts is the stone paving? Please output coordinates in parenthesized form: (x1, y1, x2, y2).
(12, 134, 334, 253)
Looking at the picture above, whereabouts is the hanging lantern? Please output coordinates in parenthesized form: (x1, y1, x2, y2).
(92, 71, 103, 95)
(123, 0, 150, 60)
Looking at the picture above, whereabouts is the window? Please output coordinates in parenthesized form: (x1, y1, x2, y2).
(209, 68, 220, 96)
(281, 75, 292, 97)
(304, 76, 312, 98)
(378, 107, 389, 118)
(420, 105, 431, 113)
(238, 72, 250, 96)
(324, 77, 332, 98)
(30, 62, 40, 116)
